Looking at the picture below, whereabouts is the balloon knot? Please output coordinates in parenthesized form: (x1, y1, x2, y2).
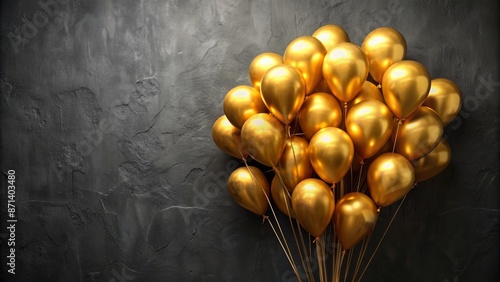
(342, 249, 346, 255)
(331, 183, 336, 189)
(313, 237, 319, 243)
(377, 207, 381, 213)
(344, 102, 348, 109)
(360, 159, 365, 165)
(262, 215, 269, 223)
(377, 84, 382, 89)
(398, 119, 403, 125)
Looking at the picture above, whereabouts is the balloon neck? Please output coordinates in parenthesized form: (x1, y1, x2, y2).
(262, 215, 269, 223)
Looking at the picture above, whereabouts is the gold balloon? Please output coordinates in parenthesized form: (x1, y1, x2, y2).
(334, 192, 378, 249)
(393, 106, 444, 161)
(227, 166, 270, 216)
(423, 78, 462, 126)
(277, 136, 314, 192)
(292, 178, 335, 238)
(284, 36, 327, 94)
(309, 127, 354, 184)
(241, 113, 286, 167)
(312, 24, 350, 52)
(361, 27, 407, 83)
(382, 60, 431, 119)
(323, 42, 369, 102)
(271, 176, 295, 218)
(260, 64, 306, 124)
(298, 92, 342, 140)
(346, 100, 393, 159)
(212, 115, 246, 159)
(347, 81, 384, 110)
(412, 140, 451, 182)
(223, 85, 268, 129)
(249, 52, 283, 92)
(368, 153, 415, 207)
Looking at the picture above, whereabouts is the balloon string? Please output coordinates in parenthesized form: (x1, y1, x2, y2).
(267, 218, 302, 280)
(323, 234, 328, 282)
(333, 238, 342, 282)
(343, 102, 348, 130)
(360, 168, 369, 194)
(293, 115, 300, 136)
(297, 220, 315, 282)
(242, 158, 300, 281)
(351, 236, 367, 281)
(392, 119, 403, 153)
(356, 196, 407, 282)
(330, 221, 336, 282)
(351, 210, 379, 282)
(316, 237, 325, 282)
(343, 247, 354, 282)
(356, 160, 365, 192)
(335, 250, 346, 282)
(339, 178, 344, 198)
(282, 185, 311, 282)
(272, 166, 301, 281)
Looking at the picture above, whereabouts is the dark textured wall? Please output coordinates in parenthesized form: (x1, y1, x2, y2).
(0, 0, 498, 281)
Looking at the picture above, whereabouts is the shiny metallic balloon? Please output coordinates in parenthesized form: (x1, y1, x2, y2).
(323, 42, 369, 102)
(249, 52, 283, 92)
(271, 175, 295, 218)
(393, 106, 444, 161)
(298, 92, 342, 140)
(312, 24, 350, 52)
(223, 85, 268, 129)
(334, 192, 378, 249)
(284, 36, 327, 94)
(277, 136, 314, 192)
(382, 60, 430, 119)
(241, 113, 286, 167)
(260, 64, 306, 125)
(361, 27, 407, 83)
(346, 100, 393, 159)
(292, 178, 335, 238)
(412, 140, 451, 182)
(228, 166, 270, 216)
(309, 127, 354, 184)
(347, 81, 384, 110)
(423, 78, 462, 126)
(212, 115, 246, 159)
(368, 153, 415, 207)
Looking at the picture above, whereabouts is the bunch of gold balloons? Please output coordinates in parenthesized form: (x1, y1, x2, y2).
(213, 24, 461, 254)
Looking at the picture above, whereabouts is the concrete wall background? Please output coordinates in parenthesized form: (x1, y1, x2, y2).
(0, 0, 498, 281)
